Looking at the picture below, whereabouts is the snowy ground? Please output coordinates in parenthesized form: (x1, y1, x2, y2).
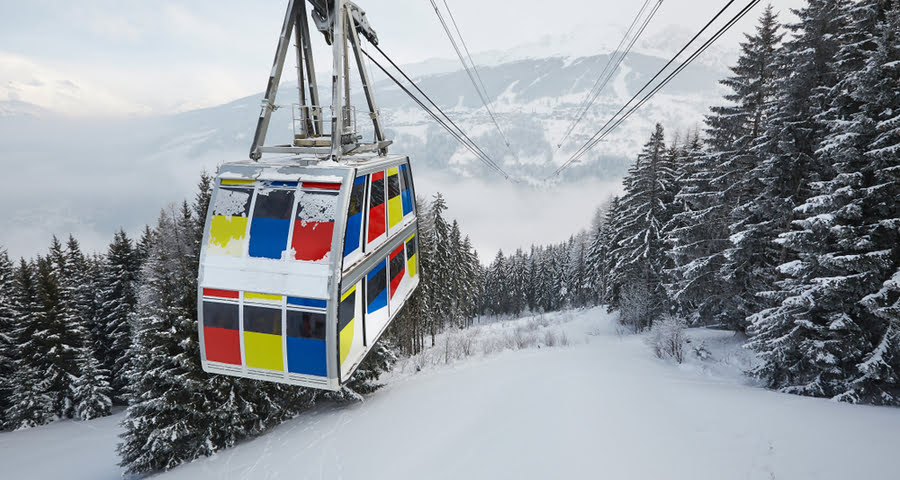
(3, 307, 900, 480)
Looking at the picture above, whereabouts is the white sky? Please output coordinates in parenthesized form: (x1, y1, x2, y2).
(0, 0, 806, 116)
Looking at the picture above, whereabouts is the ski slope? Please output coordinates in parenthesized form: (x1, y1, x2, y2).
(2, 308, 899, 479)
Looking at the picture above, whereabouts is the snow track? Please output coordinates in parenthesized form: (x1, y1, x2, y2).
(2, 308, 899, 479)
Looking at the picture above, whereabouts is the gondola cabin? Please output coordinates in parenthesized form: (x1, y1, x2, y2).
(198, 154, 420, 390)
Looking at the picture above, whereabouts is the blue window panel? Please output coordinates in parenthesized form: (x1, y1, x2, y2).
(399, 164, 413, 215)
(401, 190, 413, 216)
(366, 259, 388, 313)
(367, 289, 387, 314)
(287, 297, 327, 309)
(344, 213, 362, 256)
(286, 337, 327, 376)
(354, 176, 366, 186)
(268, 181, 298, 187)
(248, 218, 291, 259)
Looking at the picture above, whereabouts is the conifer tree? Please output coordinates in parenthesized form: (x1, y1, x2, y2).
(606, 124, 678, 330)
(694, 6, 784, 329)
(72, 347, 112, 420)
(730, 0, 849, 333)
(664, 133, 735, 324)
(0, 249, 18, 429)
(5, 259, 56, 429)
(747, 0, 900, 403)
(119, 211, 216, 473)
(97, 229, 139, 401)
(34, 237, 89, 419)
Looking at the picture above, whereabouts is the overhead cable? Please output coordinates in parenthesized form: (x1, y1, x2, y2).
(552, 0, 761, 178)
(556, 0, 663, 149)
(363, 45, 513, 180)
(428, 0, 511, 148)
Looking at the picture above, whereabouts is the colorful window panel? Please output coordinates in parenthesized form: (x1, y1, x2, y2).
(399, 164, 414, 216)
(387, 167, 403, 229)
(248, 185, 295, 259)
(208, 181, 253, 257)
(243, 301, 284, 371)
(366, 259, 388, 314)
(344, 176, 366, 258)
(293, 190, 338, 262)
(389, 243, 406, 299)
(406, 234, 418, 278)
(202, 291, 241, 365)
(367, 172, 386, 243)
(285, 309, 326, 376)
(338, 287, 356, 365)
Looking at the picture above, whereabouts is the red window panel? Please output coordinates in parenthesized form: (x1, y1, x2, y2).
(292, 220, 335, 261)
(204, 327, 242, 365)
(301, 182, 341, 190)
(203, 288, 240, 299)
(368, 173, 386, 243)
(389, 244, 406, 298)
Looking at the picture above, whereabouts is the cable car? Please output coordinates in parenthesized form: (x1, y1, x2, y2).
(198, 0, 420, 390)
(198, 155, 419, 389)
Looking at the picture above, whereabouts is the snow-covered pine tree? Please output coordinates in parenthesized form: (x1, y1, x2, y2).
(483, 250, 505, 315)
(119, 210, 217, 473)
(664, 133, 735, 325)
(34, 237, 89, 419)
(72, 347, 112, 420)
(509, 249, 528, 316)
(606, 124, 678, 330)
(97, 229, 139, 401)
(459, 236, 480, 325)
(551, 243, 571, 310)
(706, 5, 783, 329)
(447, 220, 465, 327)
(747, 0, 900, 404)
(0, 249, 18, 429)
(524, 247, 538, 313)
(427, 193, 453, 341)
(588, 197, 619, 306)
(5, 259, 57, 429)
(732, 0, 849, 338)
(564, 236, 582, 308)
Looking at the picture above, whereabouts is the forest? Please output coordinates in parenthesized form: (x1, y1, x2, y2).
(0, 0, 897, 475)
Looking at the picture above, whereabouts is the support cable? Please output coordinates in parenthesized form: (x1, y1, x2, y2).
(557, 0, 663, 149)
(552, 0, 760, 178)
(366, 42, 509, 176)
(429, 0, 511, 148)
(363, 47, 513, 180)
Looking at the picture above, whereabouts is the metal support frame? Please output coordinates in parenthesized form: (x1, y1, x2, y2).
(347, 7, 387, 152)
(250, 0, 300, 161)
(329, 0, 348, 162)
(250, 0, 389, 162)
(298, 5, 323, 136)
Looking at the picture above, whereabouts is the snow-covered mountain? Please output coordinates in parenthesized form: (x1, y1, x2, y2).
(0, 49, 729, 259)
(119, 49, 728, 182)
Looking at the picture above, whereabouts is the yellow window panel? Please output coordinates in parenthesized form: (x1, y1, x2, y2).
(208, 216, 248, 257)
(244, 332, 284, 371)
(407, 253, 418, 277)
(244, 292, 283, 302)
(340, 319, 355, 365)
(341, 286, 356, 302)
(221, 179, 255, 185)
(389, 197, 403, 229)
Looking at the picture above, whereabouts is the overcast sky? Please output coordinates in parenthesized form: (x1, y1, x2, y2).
(0, 0, 806, 116)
